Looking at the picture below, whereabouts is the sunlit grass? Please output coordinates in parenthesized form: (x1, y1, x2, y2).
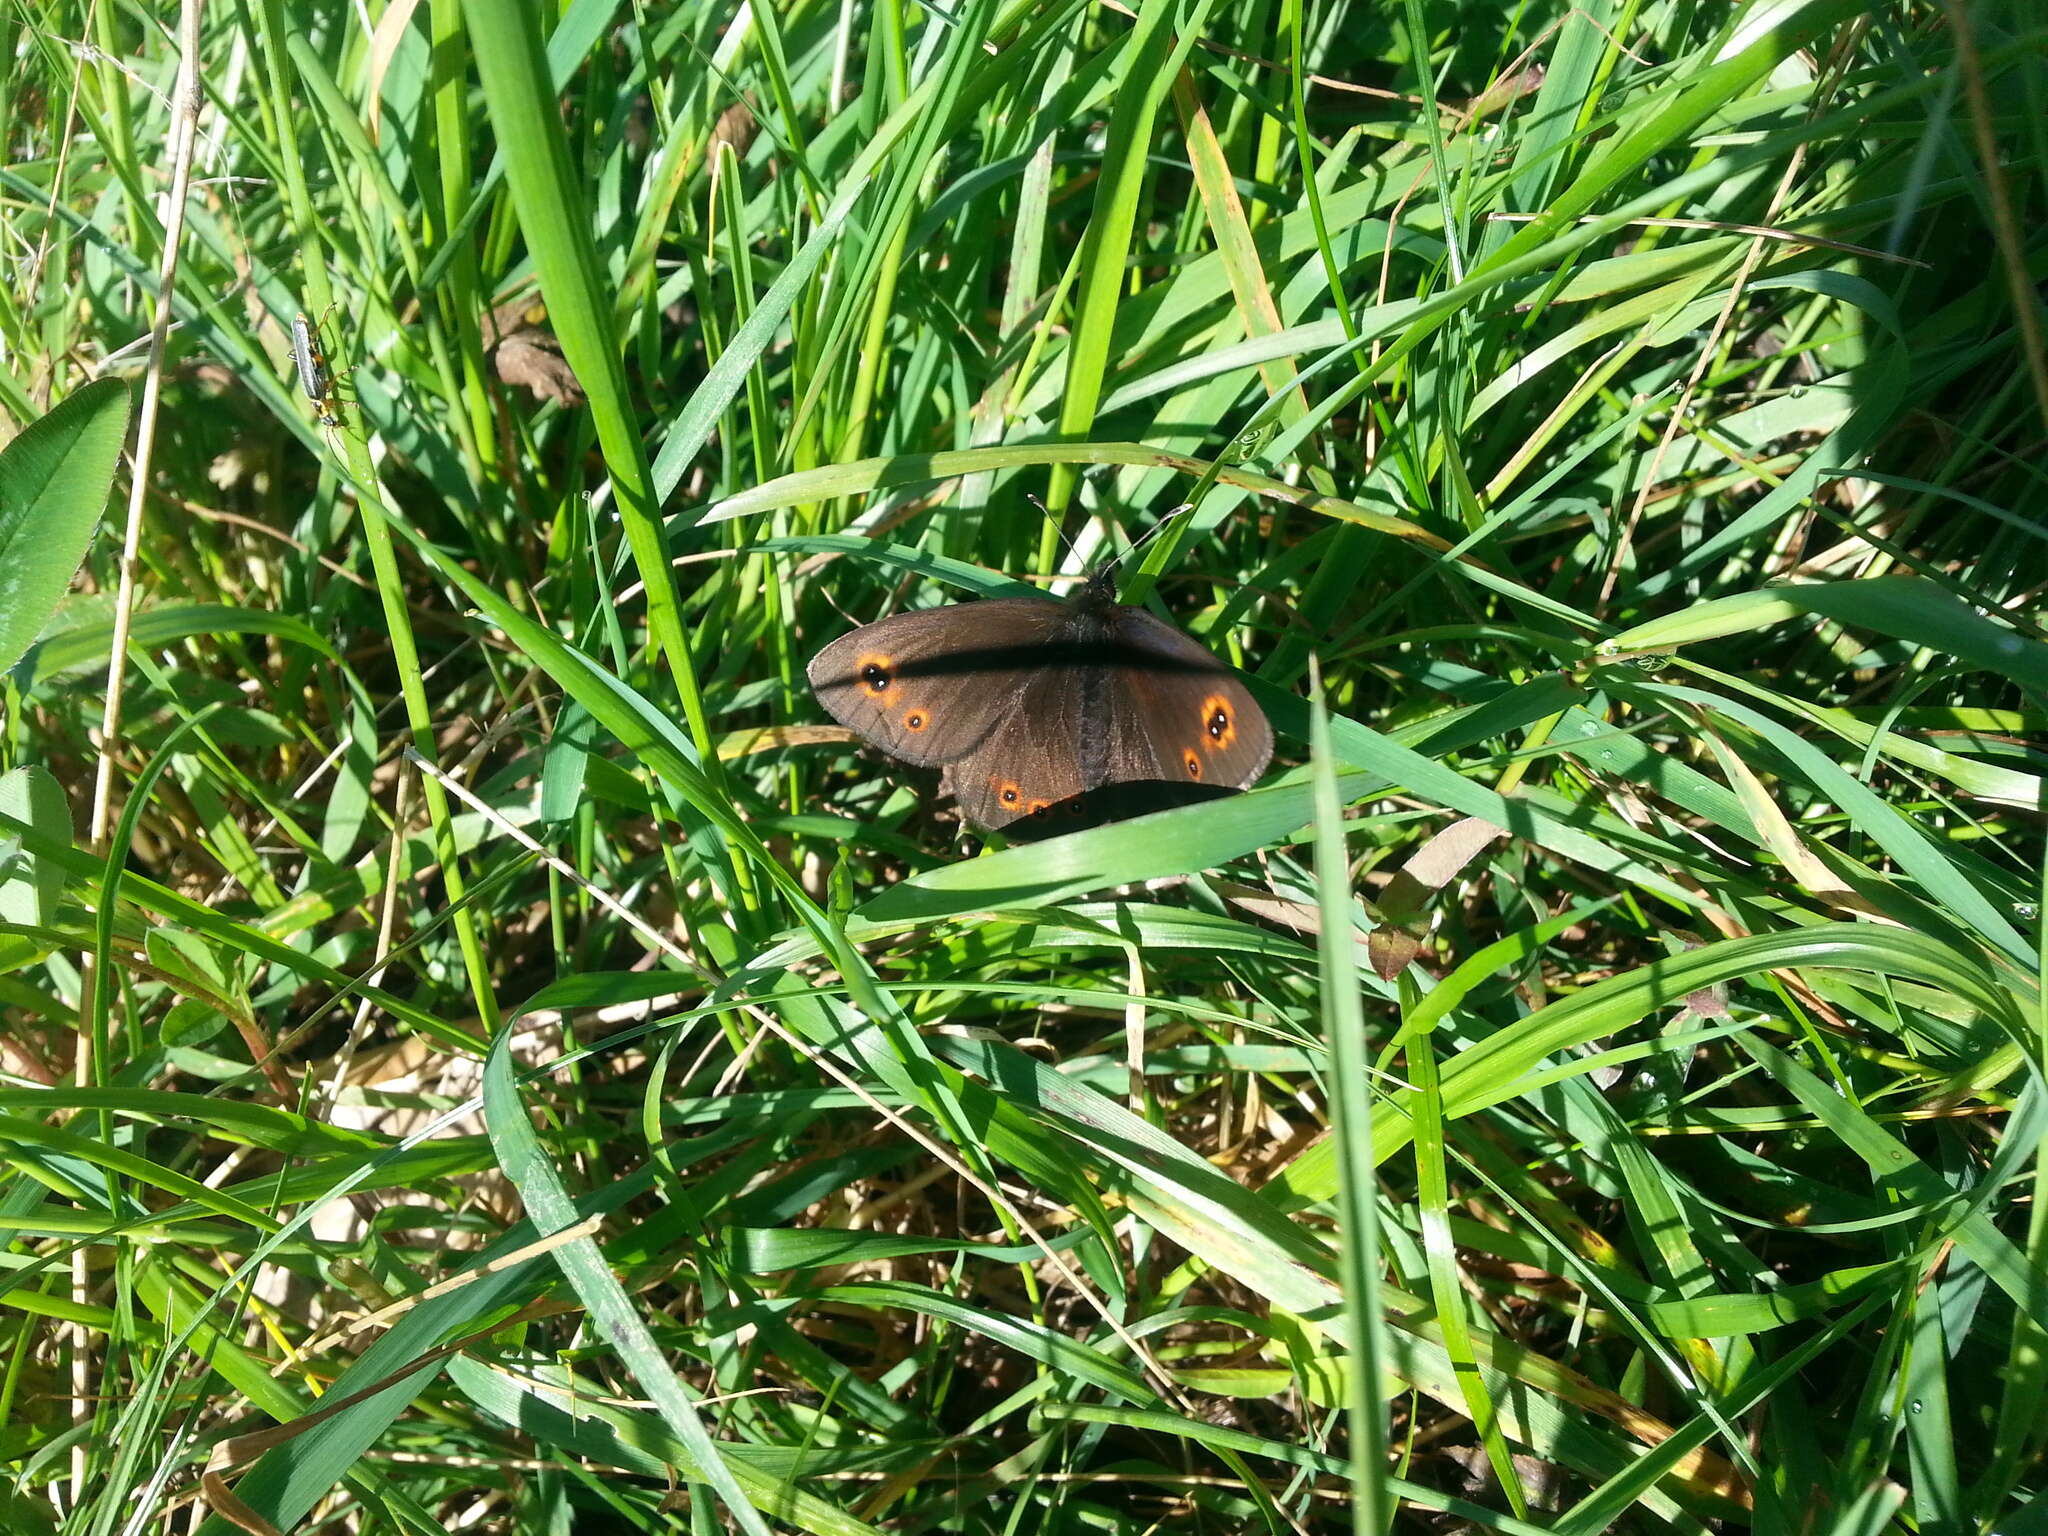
(1, 0, 2044, 1531)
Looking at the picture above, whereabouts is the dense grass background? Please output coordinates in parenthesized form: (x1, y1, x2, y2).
(2, 0, 2045, 1530)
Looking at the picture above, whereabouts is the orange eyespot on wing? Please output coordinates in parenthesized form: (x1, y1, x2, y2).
(1182, 749, 1202, 778)
(1199, 693, 1237, 751)
(856, 653, 896, 699)
(903, 709, 930, 732)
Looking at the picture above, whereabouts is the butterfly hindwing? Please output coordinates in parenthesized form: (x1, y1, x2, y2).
(943, 663, 1094, 833)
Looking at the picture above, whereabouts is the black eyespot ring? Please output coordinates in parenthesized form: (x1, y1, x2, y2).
(860, 663, 889, 690)
(1207, 707, 1229, 739)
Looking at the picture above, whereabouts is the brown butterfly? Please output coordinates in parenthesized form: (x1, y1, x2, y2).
(808, 570, 1272, 838)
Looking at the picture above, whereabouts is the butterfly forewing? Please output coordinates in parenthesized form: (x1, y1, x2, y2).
(1105, 608, 1273, 791)
(807, 598, 1064, 767)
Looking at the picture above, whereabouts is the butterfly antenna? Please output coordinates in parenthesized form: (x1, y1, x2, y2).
(1096, 502, 1194, 581)
(1024, 492, 1068, 550)
(1026, 492, 1086, 583)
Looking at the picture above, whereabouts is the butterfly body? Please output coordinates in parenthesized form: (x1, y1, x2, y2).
(808, 572, 1272, 837)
